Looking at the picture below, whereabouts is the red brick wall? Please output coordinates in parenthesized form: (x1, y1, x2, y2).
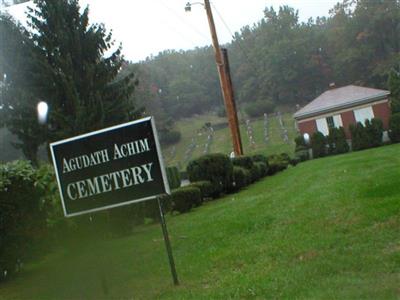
(340, 110, 356, 138)
(372, 101, 390, 130)
(297, 119, 317, 136)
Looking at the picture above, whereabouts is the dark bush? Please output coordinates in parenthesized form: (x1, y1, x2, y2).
(159, 130, 181, 145)
(311, 131, 327, 158)
(231, 155, 254, 169)
(251, 154, 268, 164)
(294, 146, 309, 162)
(389, 113, 400, 142)
(171, 187, 201, 213)
(267, 154, 289, 175)
(189, 181, 215, 201)
(254, 161, 268, 177)
(251, 155, 269, 175)
(166, 166, 181, 189)
(290, 157, 301, 166)
(365, 118, 383, 148)
(327, 127, 349, 155)
(229, 166, 248, 192)
(294, 135, 308, 152)
(0, 161, 47, 280)
(350, 118, 384, 151)
(244, 100, 275, 118)
(187, 153, 233, 195)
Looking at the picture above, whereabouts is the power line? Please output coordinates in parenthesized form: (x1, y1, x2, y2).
(211, 2, 258, 72)
(156, 0, 211, 43)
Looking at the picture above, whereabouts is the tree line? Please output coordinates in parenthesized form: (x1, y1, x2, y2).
(131, 0, 400, 120)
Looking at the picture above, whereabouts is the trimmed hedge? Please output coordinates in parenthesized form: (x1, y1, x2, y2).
(230, 166, 248, 191)
(170, 187, 201, 213)
(267, 154, 289, 175)
(166, 166, 181, 189)
(189, 181, 215, 201)
(187, 153, 233, 195)
(231, 156, 254, 169)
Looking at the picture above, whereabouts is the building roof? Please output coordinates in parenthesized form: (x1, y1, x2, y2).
(294, 85, 390, 120)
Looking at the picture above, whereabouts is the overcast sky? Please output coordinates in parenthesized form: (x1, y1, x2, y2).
(7, 0, 339, 62)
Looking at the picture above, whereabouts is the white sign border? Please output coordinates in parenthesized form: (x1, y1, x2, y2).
(49, 116, 171, 218)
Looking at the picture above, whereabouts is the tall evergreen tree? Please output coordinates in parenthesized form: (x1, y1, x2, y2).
(27, 0, 139, 142)
(0, 14, 45, 165)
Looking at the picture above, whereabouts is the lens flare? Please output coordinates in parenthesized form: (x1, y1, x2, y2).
(37, 101, 49, 124)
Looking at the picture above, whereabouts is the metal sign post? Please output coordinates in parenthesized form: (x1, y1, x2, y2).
(157, 197, 179, 285)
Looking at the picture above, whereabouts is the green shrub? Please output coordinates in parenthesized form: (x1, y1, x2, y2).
(230, 166, 248, 191)
(250, 154, 268, 164)
(389, 113, 400, 142)
(189, 181, 215, 201)
(171, 187, 201, 213)
(166, 166, 181, 189)
(350, 121, 381, 151)
(254, 161, 268, 177)
(231, 155, 254, 169)
(187, 153, 233, 195)
(290, 157, 301, 166)
(267, 154, 289, 175)
(294, 135, 308, 152)
(244, 100, 275, 118)
(311, 131, 327, 158)
(366, 118, 383, 147)
(0, 161, 47, 279)
(294, 146, 309, 162)
(327, 127, 349, 155)
(159, 130, 181, 145)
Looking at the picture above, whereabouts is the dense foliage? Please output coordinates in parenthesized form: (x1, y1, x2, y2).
(389, 113, 400, 142)
(187, 153, 233, 195)
(350, 119, 384, 151)
(0, 0, 139, 163)
(311, 131, 327, 158)
(327, 127, 349, 155)
(127, 0, 400, 120)
(0, 161, 47, 279)
(166, 166, 181, 189)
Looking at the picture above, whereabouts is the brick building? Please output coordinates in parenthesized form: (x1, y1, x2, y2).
(294, 85, 391, 141)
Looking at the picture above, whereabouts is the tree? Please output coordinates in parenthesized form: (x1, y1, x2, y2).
(27, 0, 139, 143)
(0, 14, 46, 165)
(388, 67, 400, 114)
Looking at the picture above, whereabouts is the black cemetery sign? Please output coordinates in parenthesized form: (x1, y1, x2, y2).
(50, 117, 170, 217)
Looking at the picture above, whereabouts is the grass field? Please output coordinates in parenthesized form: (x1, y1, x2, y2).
(163, 112, 298, 169)
(1, 144, 399, 299)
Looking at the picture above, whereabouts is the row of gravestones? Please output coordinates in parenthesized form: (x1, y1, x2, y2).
(264, 113, 269, 144)
(171, 111, 302, 168)
(276, 111, 289, 144)
(203, 126, 214, 154)
(245, 119, 256, 149)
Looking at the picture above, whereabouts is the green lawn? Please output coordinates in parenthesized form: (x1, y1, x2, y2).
(163, 112, 298, 169)
(1, 144, 400, 299)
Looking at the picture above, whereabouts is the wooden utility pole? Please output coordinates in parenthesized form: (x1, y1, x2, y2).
(203, 0, 243, 156)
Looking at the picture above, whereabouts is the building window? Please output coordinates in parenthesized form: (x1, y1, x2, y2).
(316, 118, 329, 136)
(354, 106, 374, 124)
(326, 116, 335, 129)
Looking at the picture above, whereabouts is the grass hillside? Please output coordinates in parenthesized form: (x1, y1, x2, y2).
(1, 144, 399, 299)
(162, 112, 298, 169)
